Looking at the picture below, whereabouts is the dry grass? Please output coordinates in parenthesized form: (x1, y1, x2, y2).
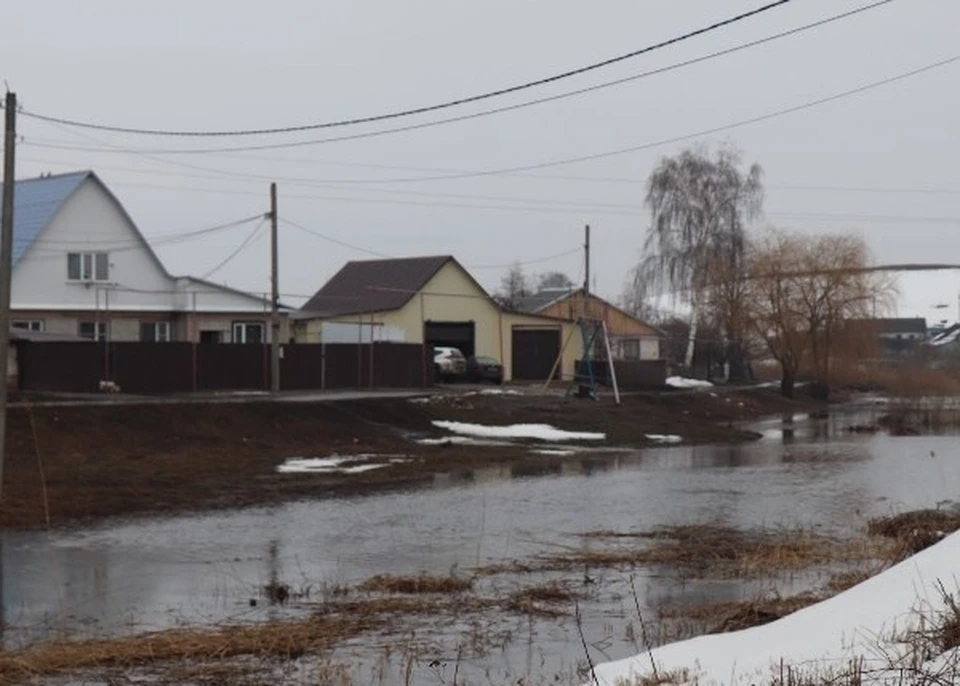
(657, 593, 823, 634)
(542, 525, 870, 578)
(506, 581, 577, 617)
(867, 510, 960, 558)
(825, 570, 874, 594)
(0, 615, 377, 682)
(357, 573, 473, 595)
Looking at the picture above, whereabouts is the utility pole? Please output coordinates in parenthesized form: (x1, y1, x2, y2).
(269, 183, 280, 393)
(583, 224, 590, 296)
(0, 92, 17, 501)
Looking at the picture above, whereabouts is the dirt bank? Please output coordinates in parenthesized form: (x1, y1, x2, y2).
(0, 386, 820, 529)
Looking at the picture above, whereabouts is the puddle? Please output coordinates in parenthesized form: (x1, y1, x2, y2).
(3, 405, 960, 683)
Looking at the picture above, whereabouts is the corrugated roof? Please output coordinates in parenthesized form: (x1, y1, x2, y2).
(300, 255, 452, 317)
(13, 171, 91, 265)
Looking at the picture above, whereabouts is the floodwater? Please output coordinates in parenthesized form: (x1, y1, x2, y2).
(3, 401, 960, 683)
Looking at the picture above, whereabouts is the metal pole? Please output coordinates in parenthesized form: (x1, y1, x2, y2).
(0, 92, 16, 501)
(269, 183, 280, 392)
(584, 224, 590, 296)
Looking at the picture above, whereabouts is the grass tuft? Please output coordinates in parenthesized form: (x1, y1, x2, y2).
(357, 573, 473, 595)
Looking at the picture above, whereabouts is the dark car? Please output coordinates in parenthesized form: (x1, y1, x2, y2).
(466, 356, 503, 384)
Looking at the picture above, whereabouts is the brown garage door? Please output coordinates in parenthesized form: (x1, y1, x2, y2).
(512, 328, 560, 381)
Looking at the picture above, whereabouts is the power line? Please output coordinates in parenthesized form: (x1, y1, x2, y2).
(29, 51, 957, 188)
(467, 248, 583, 271)
(17, 1, 890, 156)
(201, 219, 267, 279)
(280, 217, 391, 258)
(12, 1, 796, 138)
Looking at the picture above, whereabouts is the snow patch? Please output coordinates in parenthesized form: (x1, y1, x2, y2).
(464, 388, 523, 397)
(666, 376, 714, 389)
(416, 436, 513, 447)
(277, 455, 407, 474)
(530, 448, 576, 456)
(431, 420, 605, 442)
(591, 529, 960, 686)
(645, 434, 683, 444)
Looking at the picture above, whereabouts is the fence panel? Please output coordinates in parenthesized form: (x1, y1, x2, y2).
(576, 359, 667, 390)
(110, 343, 195, 394)
(16, 341, 104, 392)
(196, 344, 269, 391)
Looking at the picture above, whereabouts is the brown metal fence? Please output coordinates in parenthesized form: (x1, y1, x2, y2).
(576, 359, 668, 390)
(15, 341, 433, 394)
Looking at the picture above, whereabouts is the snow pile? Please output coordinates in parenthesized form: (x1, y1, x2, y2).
(591, 530, 960, 686)
(645, 434, 683, 444)
(277, 455, 407, 474)
(432, 420, 605, 442)
(666, 376, 714, 389)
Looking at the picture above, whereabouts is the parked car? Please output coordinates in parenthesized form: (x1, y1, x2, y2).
(433, 346, 467, 382)
(466, 355, 503, 384)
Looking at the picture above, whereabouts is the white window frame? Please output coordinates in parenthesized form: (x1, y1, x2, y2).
(79, 321, 109, 341)
(67, 251, 110, 282)
(140, 321, 171, 342)
(232, 321, 265, 344)
(12, 320, 44, 332)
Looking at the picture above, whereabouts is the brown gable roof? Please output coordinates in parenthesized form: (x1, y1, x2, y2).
(300, 255, 453, 317)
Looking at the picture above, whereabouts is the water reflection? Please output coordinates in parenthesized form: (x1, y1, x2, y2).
(1, 409, 958, 657)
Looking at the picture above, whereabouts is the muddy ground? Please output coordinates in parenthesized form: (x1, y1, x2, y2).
(0, 386, 821, 529)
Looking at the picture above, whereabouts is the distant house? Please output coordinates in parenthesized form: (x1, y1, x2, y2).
(517, 287, 662, 361)
(294, 255, 582, 382)
(851, 318, 927, 358)
(12, 171, 287, 343)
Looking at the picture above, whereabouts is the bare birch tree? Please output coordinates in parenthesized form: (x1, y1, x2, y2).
(496, 261, 531, 311)
(634, 144, 763, 372)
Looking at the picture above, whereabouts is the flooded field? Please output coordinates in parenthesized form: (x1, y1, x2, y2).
(3, 403, 959, 684)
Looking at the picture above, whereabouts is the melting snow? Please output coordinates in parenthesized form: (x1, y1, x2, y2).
(431, 420, 605, 442)
(591, 529, 960, 685)
(416, 436, 513, 447)
(277, 455, 407, 474)
(666, 376, 714, 389)
(530, 448, 576, 456)
(645, 434, 683, 444)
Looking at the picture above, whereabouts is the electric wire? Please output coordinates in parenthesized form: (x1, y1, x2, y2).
(200, 219, 267, 279)
(11, 1, 796, 137)
(16, 1, 890, 156)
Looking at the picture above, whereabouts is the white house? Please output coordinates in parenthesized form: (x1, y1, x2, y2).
(11, 171, 288, 343)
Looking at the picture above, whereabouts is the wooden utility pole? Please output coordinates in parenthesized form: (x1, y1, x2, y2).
(0, 92, 17, 501)
(583, 224, 591, 296)
(269, 183, 280, 393)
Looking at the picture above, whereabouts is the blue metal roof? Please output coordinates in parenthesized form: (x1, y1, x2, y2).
(13, 171, 91, 266)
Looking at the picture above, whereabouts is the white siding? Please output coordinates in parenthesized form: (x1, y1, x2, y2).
(12, 178, 173, 311)
(173, 278, 273, 314)
(319, 321, 406, 344)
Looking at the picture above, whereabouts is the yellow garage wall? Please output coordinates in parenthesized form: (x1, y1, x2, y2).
(296, 260, 582, 383)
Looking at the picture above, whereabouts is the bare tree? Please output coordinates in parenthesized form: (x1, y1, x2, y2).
(496, 261, 530, 310)
(747, 230, 895, 397)
(634, 144, 763, 372)
(537, 271, 575, 291)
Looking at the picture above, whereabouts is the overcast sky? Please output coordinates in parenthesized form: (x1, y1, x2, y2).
(4, 0, 959, 319)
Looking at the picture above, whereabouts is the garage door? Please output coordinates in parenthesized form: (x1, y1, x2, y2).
(512, 328, 560, 381)
(425, 321, 475, 358)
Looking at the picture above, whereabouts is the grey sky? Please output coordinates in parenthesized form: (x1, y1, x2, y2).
(4, 0, 959, 318)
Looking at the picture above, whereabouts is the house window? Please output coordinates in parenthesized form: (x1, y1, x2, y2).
(140, 321, 171, 342)
(79, 321, 108, 341)
(232, 322, 264, 344)
(67, 252, 109, 282)
(621, 339, 641, 360)
(12, 320, 44, 332)
(200, 330, 223, 344)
